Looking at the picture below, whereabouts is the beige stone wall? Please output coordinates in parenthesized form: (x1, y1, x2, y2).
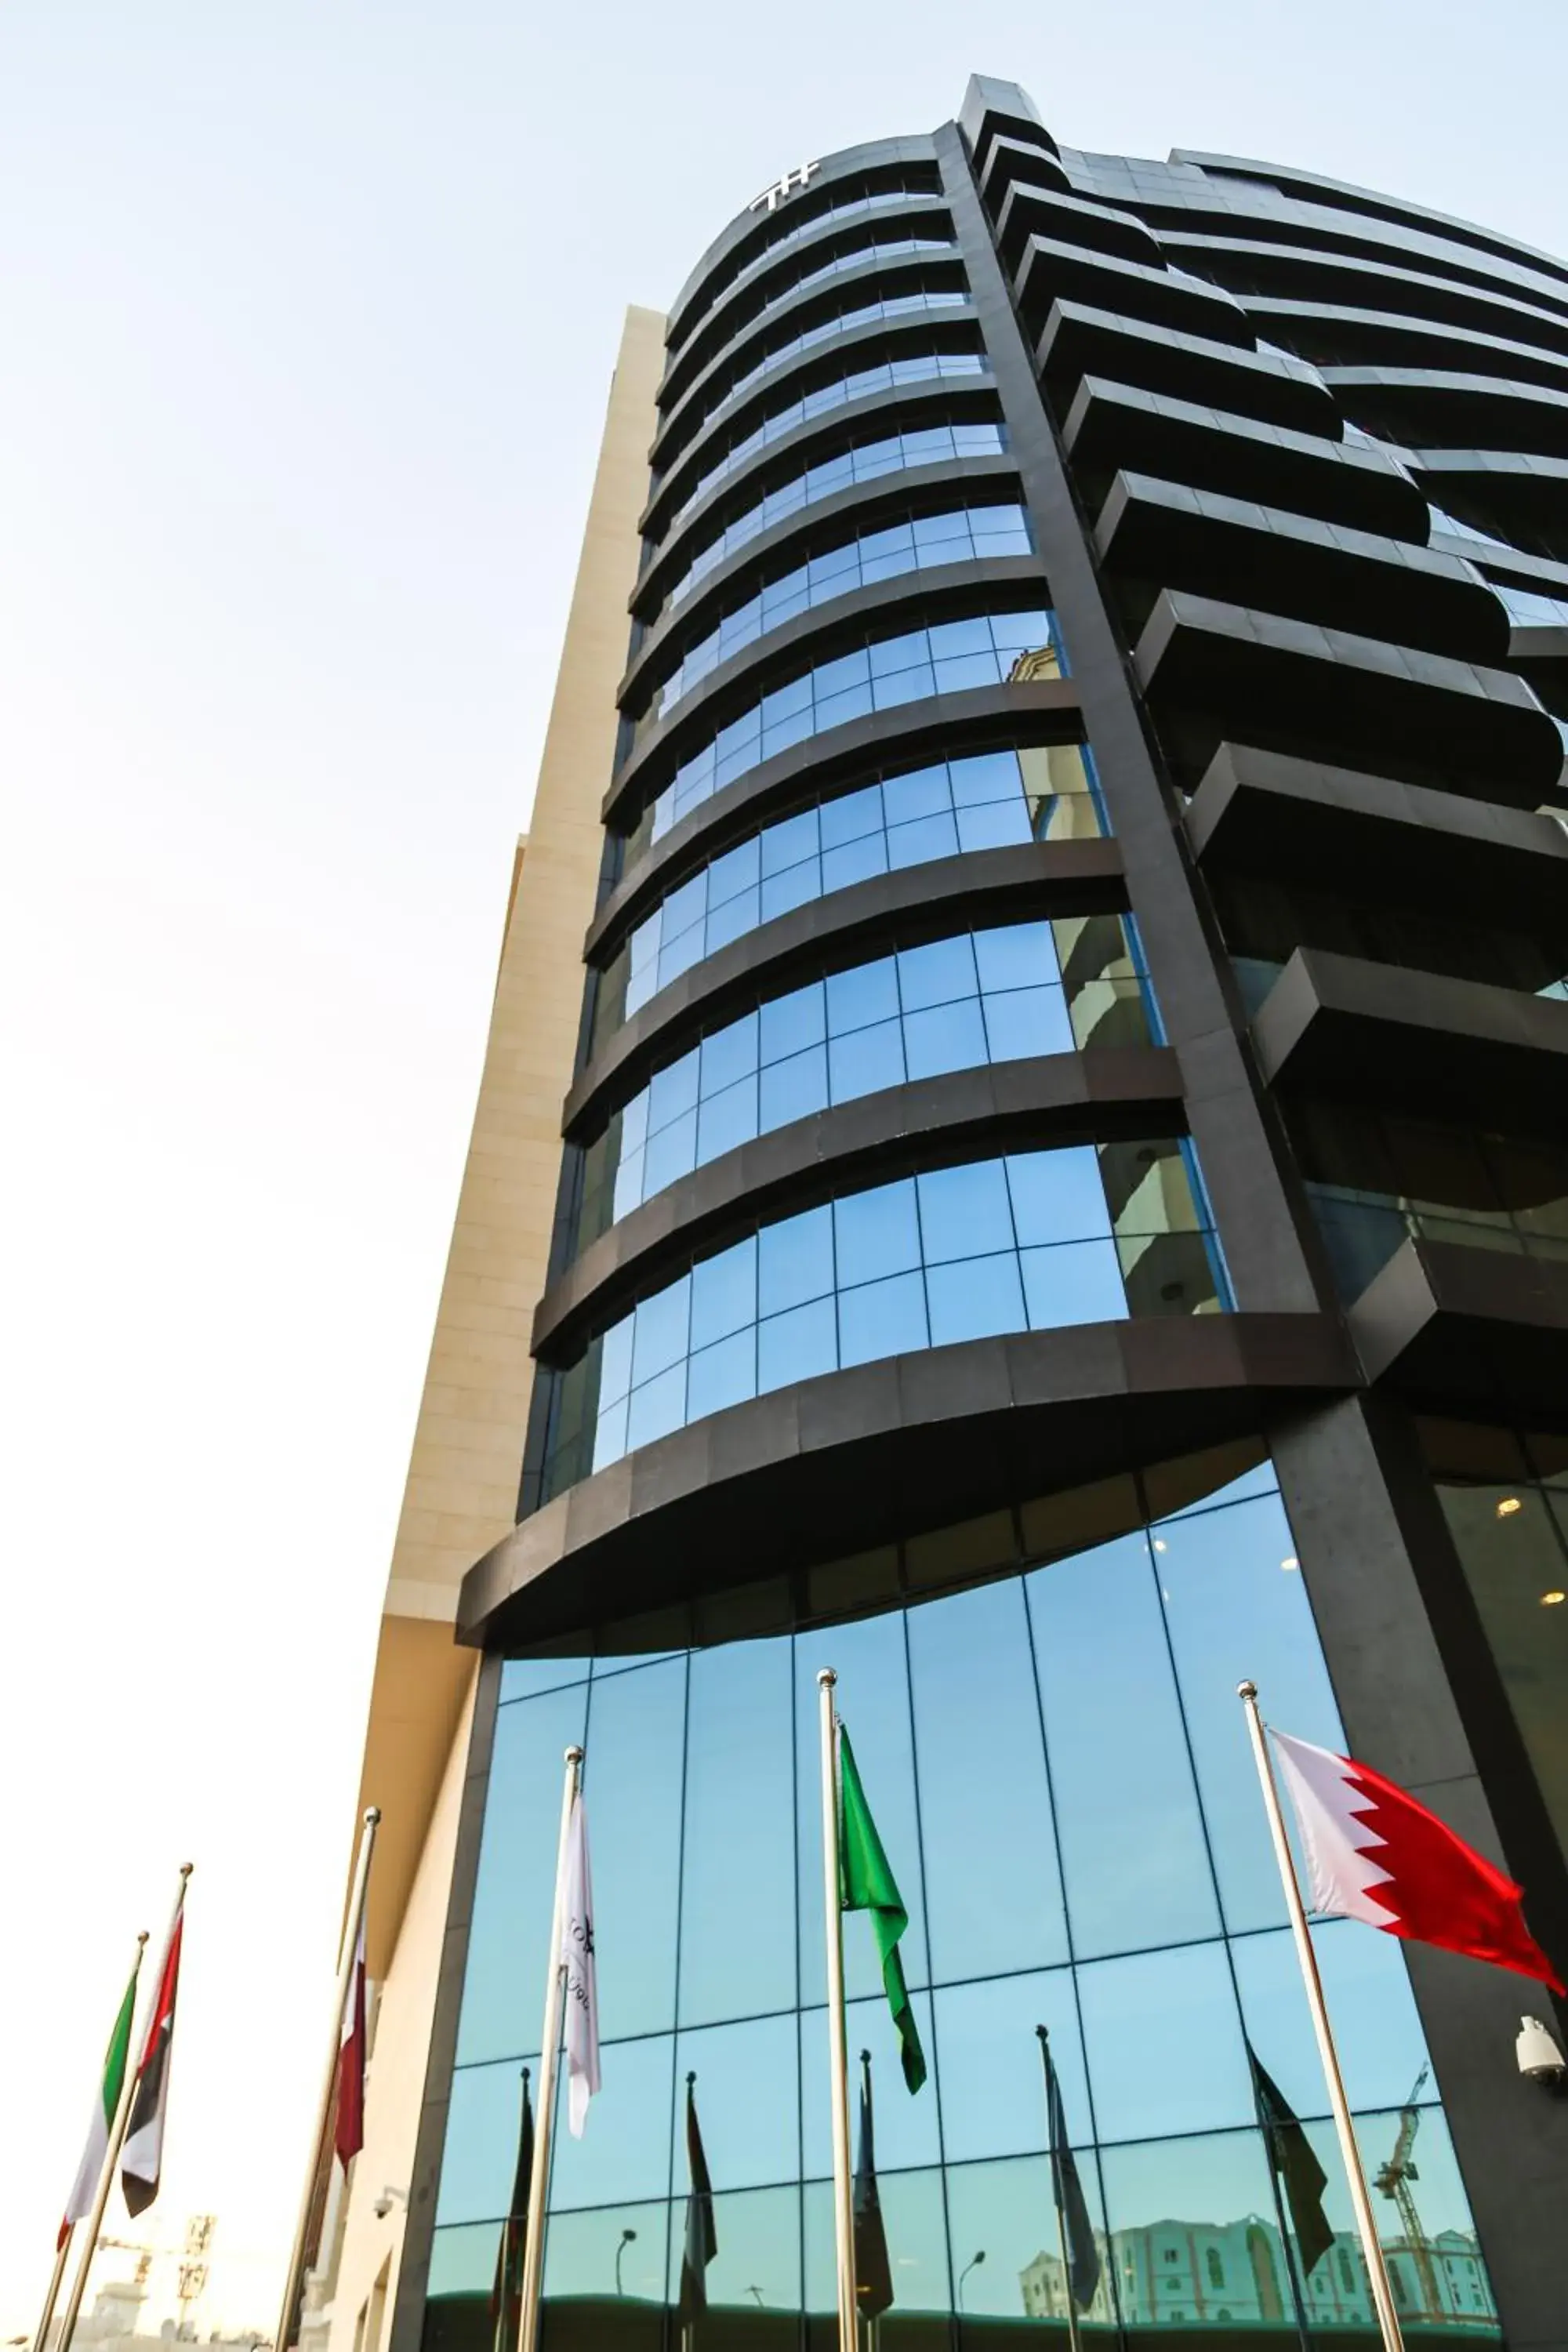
(318, 304, 665, 2349)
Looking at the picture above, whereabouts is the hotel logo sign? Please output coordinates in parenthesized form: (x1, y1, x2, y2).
(750, 161, 821, 214)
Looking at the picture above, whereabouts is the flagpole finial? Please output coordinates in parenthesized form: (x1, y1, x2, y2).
(564, 1744, 584, 1765)
(860, 2048, 871, 2063)
(364, 1805, 382, 1826)
(817, 1667, 837, 1690)
(179, 1862, 194, 1878)
(1237, 1680, 1258, 1701)
(687, 2070, 697, 2086)
(1036, 2023, 1049, 2043)
(136, 1930, 150, 1945)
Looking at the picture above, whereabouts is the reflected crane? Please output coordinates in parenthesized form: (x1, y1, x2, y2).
(1374, 2064, 1442, 2318)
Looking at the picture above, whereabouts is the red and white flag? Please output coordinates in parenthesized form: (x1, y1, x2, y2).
(1272, 1726, 1563, 1992)
(334, 1908, 368, 2170)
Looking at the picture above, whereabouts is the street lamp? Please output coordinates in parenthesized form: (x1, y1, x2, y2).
(615, 2227, 637, 2296)
(958, 2250, 986, 2310)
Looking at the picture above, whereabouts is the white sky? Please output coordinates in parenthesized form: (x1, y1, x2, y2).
(1, 0, 1563, 2332)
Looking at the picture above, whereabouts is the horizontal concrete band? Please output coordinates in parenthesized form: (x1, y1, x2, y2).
(565, 836, 1126, 1137)
(535, 1042, 1182, 1360)
(459, 1309, 1356, 1649)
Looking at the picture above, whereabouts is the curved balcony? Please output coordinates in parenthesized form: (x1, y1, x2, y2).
(606, 578, 1055, 841)
(463, 1307, 1351, 1647)
(635, 399, 1008, 625)
(1036, 299, 1338, 434)
(622, 491, 1033, 731)
(1161, 234, 1568, 361)
(1247, 299, 1568, 402)
(652, 251, 970, 477)
(661, 201, 955, 413)
(1013, 235, 1254, 349)
(1323, 365, 1568, 458)
(664, 139, 941, 355)
(641, 318, 986, 543)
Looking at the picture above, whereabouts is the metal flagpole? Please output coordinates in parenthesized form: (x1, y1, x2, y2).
(32, 1929, 150, 2352)
(816, 1671, 858, 2352)
(1238, 1683, 1405, 2352)
(274, 1809, 380, 2352)
(517, 1745, 583, 2352)
(59, 1868, 192, 2352)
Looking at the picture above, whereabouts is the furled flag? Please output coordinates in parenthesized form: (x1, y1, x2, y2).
(57, 1944, 145, 2250)
(560, 1791, 600, 2136)
(1247, 2042, 1333, 2278)
(122, 1882, 187, 2218)
(853, 2049, 894, 2321)
(1271, 1726, 1563, 1991)
(838, 1730, 926, 2094)
(1037, 2027, 1100, 2314)
(678, 2072, 717, 2321)
(489, 2067, 533, 2352)
(334, 1907, 368, 2171)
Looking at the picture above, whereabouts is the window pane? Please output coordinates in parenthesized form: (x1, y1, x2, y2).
(1028, 1531, 1221, 1957)
(1078, 1940, 1252, 2141)
(458, 1686, 588, 2064)
(545, 2029, 675, 2211)
(835, 1177, 922, 1284)
(918, 1160, 1016, 1263)
(583, 1658, 687, 2042)
(907, 1579, 1069, 1980)
(934, 1965, 1084, 2162)
(681, 1642, 797, 2024)
(926, 1250, 1028, 1343)
(674, 2011, 800, 2191)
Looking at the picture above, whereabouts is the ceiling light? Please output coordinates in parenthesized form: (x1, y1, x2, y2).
(1542, 1591, 1565, 1607)
(1497, 1497, 1523, 1518)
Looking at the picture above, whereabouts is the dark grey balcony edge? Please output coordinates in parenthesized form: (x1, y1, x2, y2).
(621, 452, 1022, 710)
(640, 303, 983, 543)
(1349, 1233, 1568, 1398)
(587, 678, 1083, 962)
(652, 247, 969, 474)
(565, 837, 1124, 1137)
(535, 1043, 1181, 1360)
(663, 192, 956, 416)
(459, 1309, 1356, 1648)
(633, 373, 1005, 617)
(605, 553, 1047, 823)
(666, 136, 942, 354)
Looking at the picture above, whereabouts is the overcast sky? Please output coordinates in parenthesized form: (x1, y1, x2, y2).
(1, 0, 1563, 2330)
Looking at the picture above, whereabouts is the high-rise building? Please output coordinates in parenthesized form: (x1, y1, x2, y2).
(310, 78, 1568, 2352)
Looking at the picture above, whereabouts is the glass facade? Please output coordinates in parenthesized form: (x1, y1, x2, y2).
(594, 744, 1108, 1050)
(423, 1458, 1494, 2351)
(631, 609, 1065, 855)
(539, 1137, 1227, 1500)
(662, 420, 1010, 615)
(668, 350, 990, 529)
(1288, 1097, 1568, 1300)
(1417, 1417, 1568, 1863)
(573, 913, 1159, 1255)
(687, 288, 970, 449)
(677, 177, 945, 349)
(637, 505, 1035, 734)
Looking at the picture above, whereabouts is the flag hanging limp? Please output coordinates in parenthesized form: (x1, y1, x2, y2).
(838, 1730, 926, 2095)
(1039, 2027, 1100, 2314)
(1247, 2042, 1333, 2278)
(58, 1947, 144, 2250)
(560, 1791, 600, 2136)
(678, 2072, 717, 2321)
(853, 2049, 894, 2321)
(335, 1908, 368, 2172)
(489, 2066, 533, 2352)
(1271, 1726, 1563, 1991)
(122, 1885, 187, 2219)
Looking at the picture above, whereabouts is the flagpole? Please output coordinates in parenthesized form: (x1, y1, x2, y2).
(1238, 1683, 1405, 2352)
(31, 1924, 151, 2352)
(58, 1868, 191, 2352)
(274, 1806, 380, 2352)
(816, 1671, 858, 2352)
(517, 1744, 583, 2352)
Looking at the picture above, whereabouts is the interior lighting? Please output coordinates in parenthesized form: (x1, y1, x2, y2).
(1497, 1497, 1523, 1518)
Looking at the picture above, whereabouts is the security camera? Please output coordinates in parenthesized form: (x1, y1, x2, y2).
(372, 2186, 408, 2220)
(1515, 2016, 1567, 2089)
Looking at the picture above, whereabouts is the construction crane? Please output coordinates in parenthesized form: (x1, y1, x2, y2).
(1374, 2064, 1442, 2319)
(93, 2239, 154, 2288)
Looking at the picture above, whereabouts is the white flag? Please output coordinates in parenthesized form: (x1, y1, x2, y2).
(560, 1790, 600, 2137)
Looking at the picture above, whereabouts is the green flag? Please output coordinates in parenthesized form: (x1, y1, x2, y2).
(838, 1729, 926, 2094)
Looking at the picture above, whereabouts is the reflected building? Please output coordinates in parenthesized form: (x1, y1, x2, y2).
(311, 76, 1568, 2352)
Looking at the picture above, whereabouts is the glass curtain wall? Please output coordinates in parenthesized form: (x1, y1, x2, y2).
(423, 1455, 1496, 2352)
